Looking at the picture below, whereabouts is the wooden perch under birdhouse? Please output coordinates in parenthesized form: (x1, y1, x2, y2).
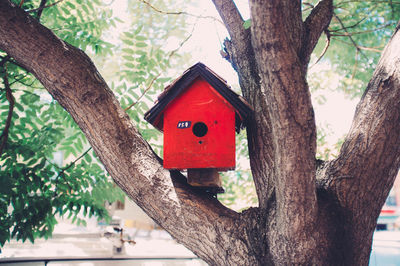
(144, 62, 253, 192)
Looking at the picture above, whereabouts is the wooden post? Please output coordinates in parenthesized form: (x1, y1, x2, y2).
(187, 168, 221, 188)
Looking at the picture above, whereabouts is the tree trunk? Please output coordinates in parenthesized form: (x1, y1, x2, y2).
(1, 0, 400, 265)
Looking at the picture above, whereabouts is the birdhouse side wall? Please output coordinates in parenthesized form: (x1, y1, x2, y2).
(163, 77, 236, 170)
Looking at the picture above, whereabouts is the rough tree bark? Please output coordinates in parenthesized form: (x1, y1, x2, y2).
(1, 0, 400, 265)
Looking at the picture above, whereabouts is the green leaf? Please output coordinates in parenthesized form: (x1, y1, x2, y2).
(243, 19, 251, 29)
(66, 2, 76, 9)
(122, 39, 134, 45)
(135, 35, 147, 41)
(135, 42, 147, 48)
(81, 4, 89, 14)
(61, 7, 71, 15)
(123, 32, 134, 38)
(122, 48, 135, 54)
(134, 25, 143, 35)
(125, 62, 135, 68)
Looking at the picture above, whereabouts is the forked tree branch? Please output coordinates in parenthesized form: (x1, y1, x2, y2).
(0, 1, 250, 264)
(211, 0, 249, 46)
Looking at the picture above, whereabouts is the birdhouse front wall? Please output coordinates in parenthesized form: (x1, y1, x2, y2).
(163, 77, 236, 170)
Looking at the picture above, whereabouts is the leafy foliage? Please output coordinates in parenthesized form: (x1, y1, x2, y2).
(0, 0, 193, 246)
(0, 79, 124, 244)
(308, 0, 400, 98)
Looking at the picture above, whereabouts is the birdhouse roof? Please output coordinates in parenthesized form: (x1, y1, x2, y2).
(144, 62, 253, 132)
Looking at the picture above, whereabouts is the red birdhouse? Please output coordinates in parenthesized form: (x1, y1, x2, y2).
(144, 62, 252, 191)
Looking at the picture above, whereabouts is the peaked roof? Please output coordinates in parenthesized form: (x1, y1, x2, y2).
(144, 62, 253, 132)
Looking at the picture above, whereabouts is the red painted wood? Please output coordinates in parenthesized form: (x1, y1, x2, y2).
(163, 77, 236, 170)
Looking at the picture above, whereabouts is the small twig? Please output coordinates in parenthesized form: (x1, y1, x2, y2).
(330, 23, 393, 36)
(329, 16, 367, 33)
(28, 0, 64, 13)
(390, 0, 395, 20)
(331, 37, 383, 52)
(124, 21, 196, 111)
(124, 73, 161, 111)
(0, 55, 10, 67)
(11, 78, 39, 88)
(63, 147, 92, 171)
(19, 0, 24, 8)
(36, 0, 48, 20)
(310, 30, 331, 68)
(138, 0, 224, 26)
(333, 12, 368, 60)
(167, 21, 196, 59)
(53, 147, 92, 197)
(45, 156, 61, 170)
(0, 65, 15, 158)
(140, 0, 188, 15)
(52, 171, 73, 197)
(303, 2, 315, 9)
(9, 74, 31, 86)
(337, 0, 400, 6)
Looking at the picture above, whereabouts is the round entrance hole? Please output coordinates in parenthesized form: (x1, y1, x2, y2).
(192, 122, 208, 137)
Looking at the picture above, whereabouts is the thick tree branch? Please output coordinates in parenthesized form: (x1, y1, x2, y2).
(0, 65, 14, 158)
(211, 0, 277, 209)
(248, 0, 318, 262)
(0, 1, 253, 264)
(320, 22, 400, 264)
(302, 0, 333, 70)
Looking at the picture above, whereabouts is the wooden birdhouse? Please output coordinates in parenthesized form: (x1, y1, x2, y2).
(144, 62, 252, 192)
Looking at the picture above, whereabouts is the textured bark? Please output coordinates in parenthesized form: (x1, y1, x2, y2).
(318, 23, 400, 264)
(246, 0, 320, 262)
(1, 0, 400, 265)
(212, 0, 275, 209)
